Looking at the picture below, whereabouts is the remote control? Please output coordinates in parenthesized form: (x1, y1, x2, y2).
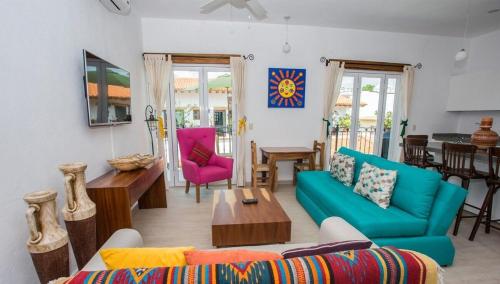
(242, 198, 258, 204)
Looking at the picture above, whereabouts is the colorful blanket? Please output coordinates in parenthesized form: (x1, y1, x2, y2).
(66, 247, 439, 284)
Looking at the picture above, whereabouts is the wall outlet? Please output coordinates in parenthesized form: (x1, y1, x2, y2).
(248, 123, 253, 130)
(412, 124, 416, 131)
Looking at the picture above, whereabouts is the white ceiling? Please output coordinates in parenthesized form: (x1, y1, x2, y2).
(134, 0, 500, 37)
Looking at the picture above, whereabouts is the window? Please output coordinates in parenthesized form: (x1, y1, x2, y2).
(330, 72, 401, 159)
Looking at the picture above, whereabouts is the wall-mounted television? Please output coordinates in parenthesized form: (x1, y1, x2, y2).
(83, 50, 132, 126)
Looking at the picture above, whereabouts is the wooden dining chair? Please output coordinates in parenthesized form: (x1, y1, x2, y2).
(293, 140, 325, 185)
(251, 141, 277, 188)
(441, 142, 489, 235)
(403, 137, 442, 172)
(469, 147, 500, 241)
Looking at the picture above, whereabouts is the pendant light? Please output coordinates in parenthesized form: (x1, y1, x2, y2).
(455, 0, 470, 61)
(282, 16, 291, 54)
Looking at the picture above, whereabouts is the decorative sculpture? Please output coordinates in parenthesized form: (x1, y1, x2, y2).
(471, 117, 499, 149)
(24, 190, 69, 284)
(59, 162, 97, 269)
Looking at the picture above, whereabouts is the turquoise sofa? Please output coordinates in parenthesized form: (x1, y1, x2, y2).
(296, 147, 467, 266)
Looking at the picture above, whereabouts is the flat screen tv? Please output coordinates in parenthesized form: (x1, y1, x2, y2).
(83, 50, 132, 126)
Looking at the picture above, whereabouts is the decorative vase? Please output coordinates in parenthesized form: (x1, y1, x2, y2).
(24, 190, 69, 284)
(59, 162, 97, 270)
(471, 117, 499, 149)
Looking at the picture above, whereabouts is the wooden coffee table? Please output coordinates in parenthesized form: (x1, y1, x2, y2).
(212, 188, 291, 247)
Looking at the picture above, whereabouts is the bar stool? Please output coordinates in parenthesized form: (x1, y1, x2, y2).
(403, 137, 442, 172)
(469, 147, 500, 241)
(293, 140, 325, 185)
(441, 142, 489, 235)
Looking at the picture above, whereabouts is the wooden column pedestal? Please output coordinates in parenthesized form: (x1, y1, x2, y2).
(30, 245, 69, 284)
(24, 190, 69, 284)
(59, 162, 97, 270)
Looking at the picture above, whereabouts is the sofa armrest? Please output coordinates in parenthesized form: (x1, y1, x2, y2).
(208, 154, 233, 171)
(181, 159, 201, 183)
(81, 229, 143, 271)
(319, 217, 376, 247)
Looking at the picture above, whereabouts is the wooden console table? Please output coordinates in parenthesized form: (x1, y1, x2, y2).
(87, 159, 167, 247)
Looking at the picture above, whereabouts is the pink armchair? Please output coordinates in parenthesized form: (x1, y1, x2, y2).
(177, 127, 233, 203)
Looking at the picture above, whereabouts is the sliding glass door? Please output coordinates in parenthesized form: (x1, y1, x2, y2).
(165, 66, 235, 186)
(330, 72, 401, 159)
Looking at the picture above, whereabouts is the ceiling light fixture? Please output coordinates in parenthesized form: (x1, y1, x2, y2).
(455, 0, 470, 62)
(282, 16, 291, 54)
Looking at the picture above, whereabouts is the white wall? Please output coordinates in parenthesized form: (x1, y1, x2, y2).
(0, 1, 147, 283)
(449, 30, 500, 219)
(454, 30, 500, 133)
(142, 18, 464, 181)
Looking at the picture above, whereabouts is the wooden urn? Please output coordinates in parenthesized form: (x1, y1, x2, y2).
(24, 190, 69, 284)
(471, 117, 499, 149)
(59, 162, 97, 270)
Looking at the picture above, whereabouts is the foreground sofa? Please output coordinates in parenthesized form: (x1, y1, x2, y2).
(57, 218, 442, 283)
(296, 147, 467, 266)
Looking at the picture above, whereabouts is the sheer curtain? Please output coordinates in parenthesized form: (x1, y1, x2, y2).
(144, 54, 172, 160)
(393, 65, 415, 161)
(320, 61, 345, 167)
(230, 57, 247, 186)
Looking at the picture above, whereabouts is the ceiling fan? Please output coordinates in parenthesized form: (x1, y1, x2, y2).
(200, 0, 267, 20)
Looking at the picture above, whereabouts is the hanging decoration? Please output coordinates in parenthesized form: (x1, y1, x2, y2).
(268, 68, 306, 108)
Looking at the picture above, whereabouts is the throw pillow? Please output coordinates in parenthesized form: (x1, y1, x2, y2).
(329, 152, 356, 186)
(281, 240, 372, 259)
(354, 162, 397, 209)
(99, 246, 195, 269)
(188, 142, 213, 167)
(184, 249, 283, 265)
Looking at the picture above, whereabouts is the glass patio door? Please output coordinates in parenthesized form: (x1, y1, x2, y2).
(165, 66, 235, 186)
(331, 72, 400, 158)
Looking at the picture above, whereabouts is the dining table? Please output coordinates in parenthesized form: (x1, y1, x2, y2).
(260, 147, 316, 192)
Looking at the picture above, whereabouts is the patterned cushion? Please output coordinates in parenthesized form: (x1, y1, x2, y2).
(354, 162, 397, 209)
(67, 247, 439, 284)
(188, 142, 213, 167)
(184, 249, 282, 265)
(329, 152, 355, 186)
(281, 240, 372, 259)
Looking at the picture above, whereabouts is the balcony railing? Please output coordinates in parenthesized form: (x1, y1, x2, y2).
(215, 125, 233, 156)
(331, 125, 377, 154)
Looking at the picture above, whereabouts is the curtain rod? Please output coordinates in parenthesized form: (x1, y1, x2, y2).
(142, 52, 255, 61)
(319, 57, 422, 69)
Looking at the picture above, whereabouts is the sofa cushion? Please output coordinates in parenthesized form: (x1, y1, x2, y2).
(188, 142, 213, 167)
(99, 247, 194, 269)
(337, 147, 374, 182)
(354, 162, 397, 209)
(184, 249, 282, 265)
(368, 155, 441, 219)
(329, 152, 356, 186)
(281, 240, 372, 259)
(297, 171, 428, 238)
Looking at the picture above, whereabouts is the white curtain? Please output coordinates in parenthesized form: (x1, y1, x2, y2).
(230, 57, 247, 187)
(144, 54, 172, 160)
(392, 65, 415, 161)
(320, 61, 345, 143)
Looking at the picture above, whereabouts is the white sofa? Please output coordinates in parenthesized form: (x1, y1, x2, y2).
(82, 217, 373, 271)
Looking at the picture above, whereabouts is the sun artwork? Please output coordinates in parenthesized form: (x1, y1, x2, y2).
(268, 68, 306, 108)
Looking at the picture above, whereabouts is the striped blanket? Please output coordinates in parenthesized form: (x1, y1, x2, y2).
(65, 247, 439, 284)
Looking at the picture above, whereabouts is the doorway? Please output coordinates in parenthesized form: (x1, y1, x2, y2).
(164, 65, 235, 186)
(330, 72, 401, 159)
